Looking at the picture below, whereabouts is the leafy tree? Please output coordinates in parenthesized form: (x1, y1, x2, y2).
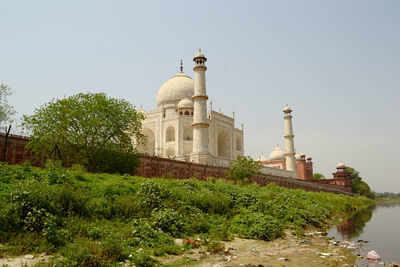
(312, 173, 325, 180)
(228, 156, 262, 182)
(346, 167, 375, 199)
(22, 93, 145, 170)
(0, 83, 16, 162)
(0, 83, 15, 125)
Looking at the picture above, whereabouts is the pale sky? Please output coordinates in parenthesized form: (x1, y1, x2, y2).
(1, 1, 399, 192)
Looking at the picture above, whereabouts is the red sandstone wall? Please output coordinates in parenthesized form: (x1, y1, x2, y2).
(0, 133, 31, 164)
(0, 134, 352, 195)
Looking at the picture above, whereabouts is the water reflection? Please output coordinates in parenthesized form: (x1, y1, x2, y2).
(329, 203, 400, 265)
(336, 205, 375, 239)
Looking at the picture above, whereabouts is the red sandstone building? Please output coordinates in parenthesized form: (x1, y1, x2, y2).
(257, 144, 313, 180)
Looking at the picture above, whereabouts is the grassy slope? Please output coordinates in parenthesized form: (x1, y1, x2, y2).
(0, 163, 373, 266)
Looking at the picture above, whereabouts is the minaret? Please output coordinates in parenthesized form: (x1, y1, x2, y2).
(191, 49, 210, 164)
(283, 105, 297, 173)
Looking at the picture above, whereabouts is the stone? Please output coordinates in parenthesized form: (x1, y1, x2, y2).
(174, 238, 184, 246)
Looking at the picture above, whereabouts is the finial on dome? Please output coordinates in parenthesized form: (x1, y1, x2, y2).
(179, 59, 183, 73)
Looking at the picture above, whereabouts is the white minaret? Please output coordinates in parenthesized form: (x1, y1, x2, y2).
(283, 105, 297, 173)
(191, 49, 211, 165)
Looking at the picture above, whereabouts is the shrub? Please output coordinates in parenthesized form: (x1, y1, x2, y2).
(130, 219, 173, 248)
(151, 208, 186, 237)
(138, 181, 171, 211)
(102, 234, 127, 261)
(91, 149, 140, 175)
(228, 156, 261, 182)
(230, 212, 283, 241)
(132, 252, 161, 267)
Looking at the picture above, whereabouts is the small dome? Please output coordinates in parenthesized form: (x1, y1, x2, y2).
(337, 162, 345, 168)
(295, 153, 301, 160)
(269, 145, 286, 160)
(156, 72, 194, 107)
(194, 49, 205, 59)
(258, 155, 267, 161)
(177, 98, 193, 109)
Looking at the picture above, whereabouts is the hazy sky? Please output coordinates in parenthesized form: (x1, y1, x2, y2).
(1, 1, 399, 192)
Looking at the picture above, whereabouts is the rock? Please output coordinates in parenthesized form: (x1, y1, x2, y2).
(367, 250, 381, 260)
(24, 255, 34, 259)
(224, 255, 232, 262)
(299, 239, 310, 244)
(320, 252, 332, 257)
(174, 238, 183, 246)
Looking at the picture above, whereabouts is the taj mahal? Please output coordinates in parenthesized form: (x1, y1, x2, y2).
(137, 50, 311, 179)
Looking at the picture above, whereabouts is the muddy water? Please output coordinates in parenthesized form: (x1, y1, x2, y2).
(328, 203, 400, 265)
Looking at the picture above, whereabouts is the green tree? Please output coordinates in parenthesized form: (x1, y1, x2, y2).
(22, 93, 145, 171)
(346, 167, 375, 199)
(228, 156, 262, 182)
(312, 173, 325, 180)
(0, 83, 15, 125)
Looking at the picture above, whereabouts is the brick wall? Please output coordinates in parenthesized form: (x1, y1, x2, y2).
(0, 134, 352, 195)
(0, 133, 31, 164)
(136, 155, 352, 195)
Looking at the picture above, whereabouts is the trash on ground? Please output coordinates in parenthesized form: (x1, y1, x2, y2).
(367, 250, 381, 260)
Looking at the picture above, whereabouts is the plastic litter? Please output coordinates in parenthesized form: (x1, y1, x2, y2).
(367, 250, 381, 260)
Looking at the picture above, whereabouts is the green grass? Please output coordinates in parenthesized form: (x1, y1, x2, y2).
(0, 162, 373, 266)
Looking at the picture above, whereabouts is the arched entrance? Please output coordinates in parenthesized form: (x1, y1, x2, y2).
(217, 130, 231, 158)
(139, 128, 155, 155)
(166, 126, 175, 142)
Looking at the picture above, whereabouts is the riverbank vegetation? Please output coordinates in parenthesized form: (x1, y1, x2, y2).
(0, 163, 373, 266)
(346, 167, 375, 199)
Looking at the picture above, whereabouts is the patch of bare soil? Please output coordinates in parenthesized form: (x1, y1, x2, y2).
(0, 253, 51, 267)
(160, 232, 357, 267)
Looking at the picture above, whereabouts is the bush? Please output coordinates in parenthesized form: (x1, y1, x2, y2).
(230, 212, 283, 241)
(130, 219, 173, 248)
(91, 149, 140, 175)
(228, 156, 261, 182)
(151, 208, 186, 237)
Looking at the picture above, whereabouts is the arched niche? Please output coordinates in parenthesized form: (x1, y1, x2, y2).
(236, 136, 242, 151)
(166, 126, 175, 142)
(183, 125, 193, 141)
(217, 130, 231, 158)
(139, 128, 155, 155)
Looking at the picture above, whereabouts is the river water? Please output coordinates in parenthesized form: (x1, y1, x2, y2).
(328, 203, 400, 266)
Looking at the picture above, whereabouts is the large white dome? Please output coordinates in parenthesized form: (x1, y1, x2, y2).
(156, 72, 194, 107)
(269, 145, 286, 160)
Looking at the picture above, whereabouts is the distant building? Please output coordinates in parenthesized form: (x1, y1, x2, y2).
(258, 147, 313, 180)
(257, 106, 313, 180)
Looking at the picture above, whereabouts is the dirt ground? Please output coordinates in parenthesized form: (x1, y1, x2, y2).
(0, 253, 51, 267)
(161, 232, 358, 267)
(0, 232, 359, 267)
